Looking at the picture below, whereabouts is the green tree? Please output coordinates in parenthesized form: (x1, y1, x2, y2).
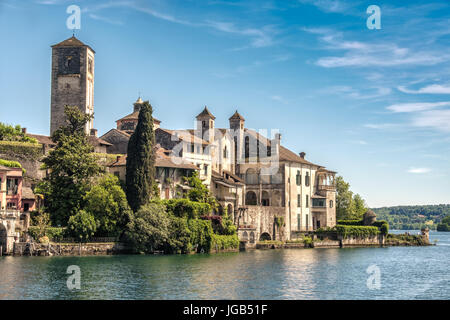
(0, 122, 38, 143)
(185, 171, 217, 211)
(335, 176, 355, 220)
(37, 106, 102, 226)
(125, 203, 170, 253)
(67, 210, 97, 241)
(353, 194, 368, 219)
(126, 101, 156, 212)
(84, 174, 132, 237)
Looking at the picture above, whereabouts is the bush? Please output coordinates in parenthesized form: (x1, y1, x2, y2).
(165, 216, 192, 254)
(335, 225, 379, 238)
(0, 141, 42, 160)
(372, 220, 389, 235)
(124, 203, 170, 253)
(187, 218, 213, 253)
(0, 158, 26, 174)
(67, 210, 97, 242)
(162, 198, 211, 219)
(337, 219, 363, 226)
(211, 234, 239, 251)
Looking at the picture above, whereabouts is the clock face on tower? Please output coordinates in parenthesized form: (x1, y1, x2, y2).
(58, 48, 80, 75)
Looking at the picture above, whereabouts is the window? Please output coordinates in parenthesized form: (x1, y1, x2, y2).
(6, 178, 18, 195)
(204, 164, 208, 175)
(191, 144, 195, 153)
(88, 58, 93, 74)
(267, 145, 271, 157)
(297, 214, 301, 230)
(297, 194, 301, 207)
(296, 170, 301, 186)
(305, 172, 310, 187)
(330, 200, 334, 208)
(245, 191, 257, 205)
(306, 195, 309, 208)
(197, 146, 201, 154)
(223, 146, 228, 159)
(244, 136, 250, 160)
(306, 214, 309, 229)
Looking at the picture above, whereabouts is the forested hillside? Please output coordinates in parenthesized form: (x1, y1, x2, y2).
(372, 204, 450, 230)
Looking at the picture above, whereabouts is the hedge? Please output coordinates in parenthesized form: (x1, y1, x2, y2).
(337, 220, 363, 226)
(162, 198, 211, 219)
(211, 234, 239, 251)
(0, 159, 26, 174)
(0, 141, 42, 159)
(372, 220, 389, 235)
(335, 225, 379, 238)
(28, 226, 65, 241)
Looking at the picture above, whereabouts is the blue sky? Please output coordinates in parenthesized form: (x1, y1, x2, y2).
(0, 0, 449, 207)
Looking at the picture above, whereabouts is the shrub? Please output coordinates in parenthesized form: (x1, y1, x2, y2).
(211, 234, 239, 251)
(165, 216, 192, 254)
(125, 203, 170, 253)
(337, 219, 363, 226)
(187, 218, 213, 253)
(67, 210, 97, 242)
(335, 225, 379, 238)
(162, 198, 211, 219)
(0, 158, 26, 174)
(372, 220, 389, 235)
(0, 141, 42, 160)
(38, 236, 49, 244)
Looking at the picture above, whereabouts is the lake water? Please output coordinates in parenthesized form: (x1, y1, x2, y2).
(0, 231, 449, 300)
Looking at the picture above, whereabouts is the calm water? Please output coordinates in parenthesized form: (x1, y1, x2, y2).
(0, 231, 449, 300)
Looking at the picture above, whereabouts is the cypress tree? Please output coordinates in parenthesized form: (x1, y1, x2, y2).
(126, 101, 156, 212)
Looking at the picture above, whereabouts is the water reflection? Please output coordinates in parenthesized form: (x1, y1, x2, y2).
(1, 232, 449, 300)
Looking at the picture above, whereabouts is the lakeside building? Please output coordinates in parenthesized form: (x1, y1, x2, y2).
(20, 35, 337, 244)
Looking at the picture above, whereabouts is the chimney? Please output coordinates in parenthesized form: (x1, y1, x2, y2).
(22, 128, 27, 134)
(299, 152, 306, 159)
(90, 128, 98, 137)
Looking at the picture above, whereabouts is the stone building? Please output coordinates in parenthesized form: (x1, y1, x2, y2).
(50, 36, 95, 135)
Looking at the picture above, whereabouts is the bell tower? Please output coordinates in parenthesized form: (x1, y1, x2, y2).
(50, 36, 95, 135)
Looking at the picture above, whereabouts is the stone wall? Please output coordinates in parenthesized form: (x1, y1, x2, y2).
(245, 205, 286, 241)
(12, 242, 129, 256)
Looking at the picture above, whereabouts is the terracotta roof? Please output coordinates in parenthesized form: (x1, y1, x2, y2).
(51, 36, 95, 53)
(88, 136, 112, 146)
(22, 187, 35, 200)
(110, 150, 199, 170)
(211, 169, 244, 186)
(196, 106, 216, 120)
(229, 110, 245, 121)
(26, 133, 54, 146)
(100, 128, 131, 140)
(158, 128, 210, 146)
(279, 146, 320, 166)
(116, 111, 161, 124)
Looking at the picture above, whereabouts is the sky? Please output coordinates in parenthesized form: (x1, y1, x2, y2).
(0, 0, 449, 208)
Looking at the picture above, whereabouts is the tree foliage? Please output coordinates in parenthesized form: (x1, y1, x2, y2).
(335, 176, 368, 220)
(37, 106, 102, 226)
(67, 210, 97, 241)
(125, 203, 170, 253)
(184, 171, 218, 211)
(84, 174, 132, 237)
(126, 101, 156, 212)
(0, 122, 38, 143)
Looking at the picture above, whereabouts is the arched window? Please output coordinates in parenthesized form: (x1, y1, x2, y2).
(250, 232, 255, 244)
(305, 172, 310, 187)
(242, 231, 249, 241)
(223, 146, 228, 159)
(330, 200, 334, 208)
(296, 170, 301, 186)
(261, 191, 270, 206)
(245, 191, 257, 205)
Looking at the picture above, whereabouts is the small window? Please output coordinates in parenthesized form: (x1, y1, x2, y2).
(306, 195, 309, 208)
(305, 172, 310, 187)
(191, 144, 195, 153)
(223, 146, 228, 159)
(296, 170, 301, 186)
(330, 200, 334, 208)
(297, 194, 301, 207)
(204, 164, 208, 175)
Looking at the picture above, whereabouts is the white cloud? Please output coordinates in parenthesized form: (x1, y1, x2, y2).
(398, 84, 450, 94)
(412, 109, 450, 132)
(408, 167, 431, 174)
(324, 86, 391, 99)
(298, 0, 357, 14)
(386, 102, 450, 113)
(89, 14, 124, 26)
(364, 123, 398, 129)
(270, 95, 288, 104)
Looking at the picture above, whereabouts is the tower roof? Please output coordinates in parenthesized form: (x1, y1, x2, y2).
(229, 110, 245, 121)
(196, 106, 216, 120)
(51, 35, 95, 53)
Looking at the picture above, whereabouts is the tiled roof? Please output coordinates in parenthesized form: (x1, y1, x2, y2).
(279, 146, 320, 166)
(51, 36, 95, 53)
(158, 128, 210, 146)
(22, 187, 35, 200)
(116, 111, 161, 124)
(100, 128, 131, 140)
(88, 135, 112, 146)
(110, 149, 199, 170)
(196, 106, 216, 120)
(229, 110, 245, 121)
(26, 133, 54, 146)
